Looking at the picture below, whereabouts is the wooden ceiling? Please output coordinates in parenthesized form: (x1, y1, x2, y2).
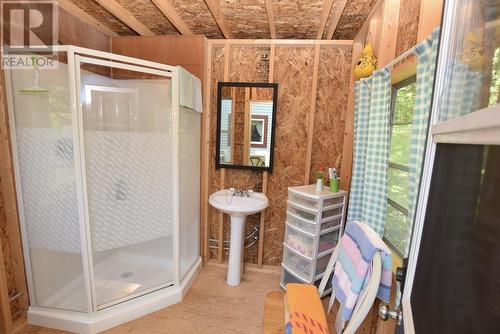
(62, 0, 377, 40)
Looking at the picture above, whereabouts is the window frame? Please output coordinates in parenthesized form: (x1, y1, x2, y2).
(384, 76, 417, 258)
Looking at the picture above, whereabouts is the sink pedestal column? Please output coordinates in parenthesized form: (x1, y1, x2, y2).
(227, 215, 246, 286)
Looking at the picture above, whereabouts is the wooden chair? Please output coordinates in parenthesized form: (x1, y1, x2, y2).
(262, 241, 383, 334)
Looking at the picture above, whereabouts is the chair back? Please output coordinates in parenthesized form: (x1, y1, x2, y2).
(317, 235, 383, 334)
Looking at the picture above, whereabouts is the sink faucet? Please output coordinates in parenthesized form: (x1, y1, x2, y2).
(233, 188, 251, 197)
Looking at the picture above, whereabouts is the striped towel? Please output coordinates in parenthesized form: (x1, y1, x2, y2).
(332, 221, 392, 321)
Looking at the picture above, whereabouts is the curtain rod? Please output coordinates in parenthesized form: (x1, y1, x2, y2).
(385, 45, 417, 69)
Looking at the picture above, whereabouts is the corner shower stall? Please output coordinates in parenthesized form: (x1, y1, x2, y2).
(5, 46, 201, 333)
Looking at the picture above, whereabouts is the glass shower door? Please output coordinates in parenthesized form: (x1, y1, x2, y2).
(7, 53, 89, 312)
(75, 56, 175, 309)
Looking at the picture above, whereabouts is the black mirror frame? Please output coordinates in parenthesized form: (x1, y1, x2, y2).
(215, 81, 278, 173)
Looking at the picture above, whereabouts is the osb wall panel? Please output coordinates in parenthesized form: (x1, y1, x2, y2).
(224, 46, 271, 263)
(333, 0, 377, 39)
(274, 0, 325, 39)
(229, 47, 270, 83)
(0, 177, 20, 316)
(220, 0, 270, 39)
(171, 0, 223, 38)
(69, 0, 135, 36)
(232, 88, 246, 165)
(208, 45, 351, 265)
(115, 0, 179, 35)
(264, 46, 315, 265)
(395, 0, 421, 56)
(209, 45, 226, 259)
(309, 47, 352, 181)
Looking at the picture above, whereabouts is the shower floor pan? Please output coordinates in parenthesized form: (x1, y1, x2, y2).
(27, 238, 201, 334)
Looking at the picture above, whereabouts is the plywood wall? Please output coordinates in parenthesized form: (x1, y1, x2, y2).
(111, 35, 206, 81)
(310, 47, 352, 180)
(395, 0, 421, 57)
(207, 42, 352, 265)
(208, 45, 226, 260)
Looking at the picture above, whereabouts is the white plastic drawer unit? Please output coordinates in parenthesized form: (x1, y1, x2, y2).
(288, 188, 344, 211)
(286, 212, 317, 234)
(287, 200, 344, 224)
(284, 225, 315, 257)
(319, 228, 340, 253)
(282, 243, 334, 281)
(280, 256, 332, 297)
(286, 211, 343, 235)
(284, 224, 340, 258)
(281, 185, 348, 289)
(280, 266, 332, 291)
(280, 264, 333, 297)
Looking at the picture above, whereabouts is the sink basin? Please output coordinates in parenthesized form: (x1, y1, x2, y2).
(209, 190, 268, 217)
(209, 189, 269, 286)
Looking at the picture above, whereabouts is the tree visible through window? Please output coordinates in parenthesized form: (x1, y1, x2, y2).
(384, 78, 416, 256)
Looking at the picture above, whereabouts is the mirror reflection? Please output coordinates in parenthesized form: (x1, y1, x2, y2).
(216, 82, 277, 171)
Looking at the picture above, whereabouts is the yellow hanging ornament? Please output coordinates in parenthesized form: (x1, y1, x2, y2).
(354, 43, 377, 80)
(459, 31, 484, 71)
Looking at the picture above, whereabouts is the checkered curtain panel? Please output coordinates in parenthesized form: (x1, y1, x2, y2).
(347, 69, 392, 235)
(347, 77, 372, 225)
(405, 28, 440, 255)
(439, 61, 483, 122)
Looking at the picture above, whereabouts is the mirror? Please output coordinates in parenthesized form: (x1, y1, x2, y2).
(216, 82, 278, 172)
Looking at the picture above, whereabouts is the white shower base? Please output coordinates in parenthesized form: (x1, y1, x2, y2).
(28, 239, 202, 333)
(42, 237, 175, 311)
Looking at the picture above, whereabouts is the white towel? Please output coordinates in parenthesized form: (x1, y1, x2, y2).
(192, 75, 202, 113)
(178, 66, 194, 109)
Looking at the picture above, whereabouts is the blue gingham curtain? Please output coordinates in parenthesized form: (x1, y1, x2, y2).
(439, 61, 483, 122)
(347, 68, 392, 235)
(404, 28, 440, 255)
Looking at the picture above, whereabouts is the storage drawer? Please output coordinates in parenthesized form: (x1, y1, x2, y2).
(322, 206, 343, 220)
(288, 191, 320, 210)
(284, 225, 315, 257)
(282, 246, 314, 280)
(286, 212, 316, 235)
(287, 201, 317, 223)
(315, 253, 332, 276)
(323, 195, 344, 208)
(281, 263, 334, 295)
(319, 229, 340, 253)
(280, 266, 305, 289)
(320, 215, 342, 231)
(282, 245, 333, 281)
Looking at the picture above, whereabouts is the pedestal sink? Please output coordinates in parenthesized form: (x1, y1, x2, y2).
(209, 189, 269, 286)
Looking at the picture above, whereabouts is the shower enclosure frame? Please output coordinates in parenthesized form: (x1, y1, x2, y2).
(5, 45, 201, 332)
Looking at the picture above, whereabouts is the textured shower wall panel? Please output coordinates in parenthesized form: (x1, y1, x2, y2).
(16, 128, 81, 253)
(179, 107, 200, 278)
(84, 131, 173, 252)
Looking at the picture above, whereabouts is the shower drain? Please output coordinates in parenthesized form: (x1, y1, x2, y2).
(121, 271, 134, 278)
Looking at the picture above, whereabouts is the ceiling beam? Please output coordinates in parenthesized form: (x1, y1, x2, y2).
(265, 0, 276, 39)
(93, 0, 155, 36)
(58, 0, 118, 36)
(325, 0, 349, 39)
(150, 0, 194, 35)
(316, 0, 335, 39)
(203, 0, 232, 39)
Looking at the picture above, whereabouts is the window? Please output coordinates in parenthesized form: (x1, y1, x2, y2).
(384, 77, 416, 256)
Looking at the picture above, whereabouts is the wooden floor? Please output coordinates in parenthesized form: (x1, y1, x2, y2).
(15, 263, 282, 334)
